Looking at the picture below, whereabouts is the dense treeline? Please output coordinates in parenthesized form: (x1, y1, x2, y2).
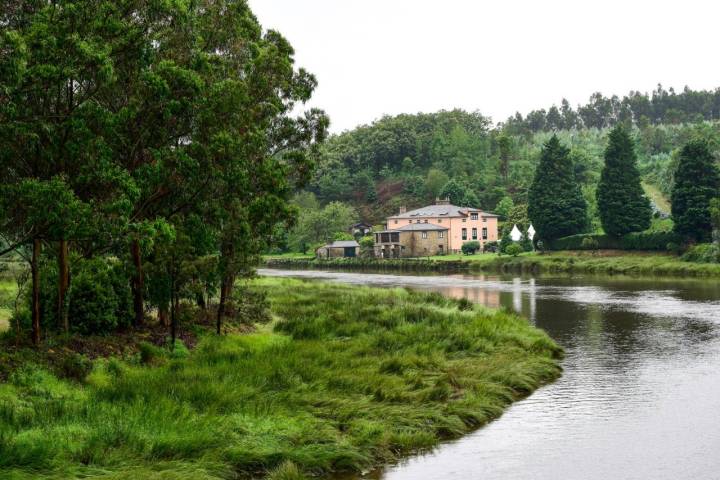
(503, 85, 720, 134)
(0, 0, 326, 344)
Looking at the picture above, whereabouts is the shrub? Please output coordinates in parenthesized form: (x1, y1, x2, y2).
(67, 259, 133, 335)
(483, 241, 498, 253)
(581, 237, 599, 250)
(505, 244, 523, 257)
(548, 232, 682, 251)
(461, 241, 481, 255)
(681, 243, 720, 263)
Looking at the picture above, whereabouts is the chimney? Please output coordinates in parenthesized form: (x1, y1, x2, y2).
(399, 206, 407, 214)
(436, 197, 450, 205)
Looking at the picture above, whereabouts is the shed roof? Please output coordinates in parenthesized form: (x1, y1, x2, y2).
(323, 240, 360, 248)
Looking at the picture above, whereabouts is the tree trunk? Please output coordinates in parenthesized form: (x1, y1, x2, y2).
(31, 238, 41, 346)
(130, 239, 144, 326)
(57, 239, 69, 333)
(159, 305, 169, 327)
(170, 290, 177, 350)
(216, 272, 235, 335)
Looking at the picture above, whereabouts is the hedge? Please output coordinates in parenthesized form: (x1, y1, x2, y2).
(547, 232, 682, 251)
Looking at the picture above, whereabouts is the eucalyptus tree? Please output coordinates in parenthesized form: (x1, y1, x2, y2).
(0, 0, 141, 340)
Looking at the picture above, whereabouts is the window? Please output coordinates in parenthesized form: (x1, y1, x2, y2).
(482, 228, 487, 240)
(439, 231, 444, 239)
(438, 245, 444, 253)
(422, 231, 428, 239)
(394, 219, 398, 224)
(472, 228, 477, 240)
(462, 228, 467, 240)
(424, 219, 428, 223)
(471, 213, 478, 220)
(483, 217, 487, 223)
(438, 218, 442, 223)
(391, 232, 400, 242)
(462, 218, 467, 223)
(381, 233, 390, 243)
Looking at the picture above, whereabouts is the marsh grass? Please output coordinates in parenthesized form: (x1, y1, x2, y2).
(0, 278, 561, 479)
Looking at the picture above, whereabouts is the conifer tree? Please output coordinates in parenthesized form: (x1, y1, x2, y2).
(671, 139, 720, 242)
(528, 135, 587, 241)
(596, 125, 651, 236)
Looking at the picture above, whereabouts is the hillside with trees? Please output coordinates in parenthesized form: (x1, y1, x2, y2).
(284, 87, 720, 251)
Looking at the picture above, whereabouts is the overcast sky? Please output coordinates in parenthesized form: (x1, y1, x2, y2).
(248, 0, 720, 133)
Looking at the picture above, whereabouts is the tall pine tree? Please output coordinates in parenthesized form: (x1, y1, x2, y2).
(528, 135, 587, 241)
(596, 125, 651, 236)
(671, 139, 720, 242)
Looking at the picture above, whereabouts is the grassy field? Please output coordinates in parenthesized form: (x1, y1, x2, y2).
(265, 251, 720, 278)
(0, 277, 561, 479)
(0, 279, 17, 333)
(642, 182, 671, 214)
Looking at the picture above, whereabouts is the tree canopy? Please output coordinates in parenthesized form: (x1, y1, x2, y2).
(528, 136, 588, 241)
(597, 126, 651, 236)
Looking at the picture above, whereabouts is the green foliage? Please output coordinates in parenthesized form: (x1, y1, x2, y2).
(671, 139, 720, 242)
(425, 169, 450, 199)
(289, 202, 357, 252)
(0, 278, 561, 479)
(681, 244, 720, 263)
(597, 126, 652, 236)
(505, 244, 523, 257)
(581, 237, 599, 250)
(547, 232, 682, 251)
(528, 136, 588, 241)
(66, 259, 133, 335)
(461, 241, 481, 255)
(495, 197, 514, 218)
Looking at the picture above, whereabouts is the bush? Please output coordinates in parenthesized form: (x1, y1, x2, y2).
(67, 259, 133, 335)
(681, 243, 720, 263)
(505, 244, 523, 257)
(461, 241, 481, 255)
(483, 241, 498, 253)
(581, 237, 599, 250)
(548, 232, 683, 251)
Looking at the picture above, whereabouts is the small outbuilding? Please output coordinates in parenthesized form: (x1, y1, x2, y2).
(316, 240, 360, 259)
(350, 222, 373, 236)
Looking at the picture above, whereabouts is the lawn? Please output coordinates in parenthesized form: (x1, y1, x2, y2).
(0, 277, 561, 479)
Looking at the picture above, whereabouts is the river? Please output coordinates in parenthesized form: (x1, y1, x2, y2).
(259, 268, 720, 480)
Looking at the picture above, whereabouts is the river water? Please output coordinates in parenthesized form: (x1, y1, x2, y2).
(259, 268, 720, 480)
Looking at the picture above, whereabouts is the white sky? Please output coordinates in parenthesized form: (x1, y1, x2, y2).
(248, 0, 720, 133)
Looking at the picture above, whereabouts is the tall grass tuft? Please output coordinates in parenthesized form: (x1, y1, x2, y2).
(0, 277, 562, 479)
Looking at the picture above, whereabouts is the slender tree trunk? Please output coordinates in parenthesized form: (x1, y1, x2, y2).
(130, 239, 144, 326)
(159, 305, 169, 327)
(31, 238, 41, 346)
(170, 290, 177, 350)
(57, 239, 69, 333)
(216, 272, 235, 335)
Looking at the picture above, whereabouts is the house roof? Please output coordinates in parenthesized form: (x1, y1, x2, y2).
(388, 203, 498, 219)
(322, 240, 360, 248)
(378, 223, 448, 233)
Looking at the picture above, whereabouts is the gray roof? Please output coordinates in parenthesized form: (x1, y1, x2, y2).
(389, 203, 497, 219)
(396, 223, 448, 231)
(323, 240, 360, 248)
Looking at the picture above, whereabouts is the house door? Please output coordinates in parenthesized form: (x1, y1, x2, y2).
(344, 247, 356, 258)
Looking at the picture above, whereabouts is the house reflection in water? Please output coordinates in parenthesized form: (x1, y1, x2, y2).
(435, 285, 501, 309)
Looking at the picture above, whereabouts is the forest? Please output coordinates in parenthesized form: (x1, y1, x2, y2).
(283, 88, 720, 252)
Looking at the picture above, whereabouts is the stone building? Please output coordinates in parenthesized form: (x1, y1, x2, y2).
(374, 223, 449, 258)
(316, 240, 360, 259)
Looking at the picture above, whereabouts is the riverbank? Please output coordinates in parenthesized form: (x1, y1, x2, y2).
(264, 251, 720, 278)
(0, 277, 561, 479)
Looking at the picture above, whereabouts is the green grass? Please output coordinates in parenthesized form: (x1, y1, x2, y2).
(0, 279, 17, 333)
(266, 251, 720, 278)
(642, 182, 671, 213)
(0, 278, 561, 479)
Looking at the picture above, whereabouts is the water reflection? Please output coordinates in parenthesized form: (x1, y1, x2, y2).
(259, 269, 720, 480)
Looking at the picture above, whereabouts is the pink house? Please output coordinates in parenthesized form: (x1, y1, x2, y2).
(385, 198, 499, 254)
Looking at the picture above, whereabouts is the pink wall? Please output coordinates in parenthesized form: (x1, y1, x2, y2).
(387, 214, 498, 253)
